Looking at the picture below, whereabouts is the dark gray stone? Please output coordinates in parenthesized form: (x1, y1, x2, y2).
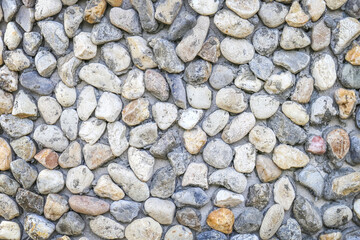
(268, 111, 307, 145)
(292, 196, 323, 233)
(167, 147, 192, 176)
(150, 166, 176, 198)
(349, 132, 360, 165)
(172, 188, 210, 208)
(165, 73, 187, 109)
(197, 230, 227, 240)
(150, 129, 180, 158)
(91, 20, 123, 45)
(16, 188, 44, 215)
(149, 38, 185, 73)
(20, 71, 55, 95)
(176, 207, 202, 231)
(246, 183, 271, 210)
(0, 114, 33, 138)
(168, 10, 196, 41)
(56, 211, 85, 236)
(273, 50, 310, 74)
(110, 200, 141, 223)
(131, 0, 158, 32)
(184, 59, 212, 85)
(10, 159, 38, 190)
(340, 63, 360, 89)
(346, 0, 360, 18)
(234, 207, 263, 234)
(276, 218, 302, 240)
(249, 54, 274, 80)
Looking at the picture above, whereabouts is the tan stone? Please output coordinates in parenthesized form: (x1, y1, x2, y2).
(206, 208, 234, 234)
(183, 126, 207, 154)
(332, 172, 360, 196)
(125, 217, 162, 240)
(44, 194, 69, 221)
(304, 0, 326, 22)
(256, 155, 282, 183)
(326, 128, 350, 160)
(311, 19, 331, 51)
(84, 0, 107, 24)
(83, 143, 114, 170)
(34, 149, 59, 170)
(281, 101, 309, 126)
(325, 0, 347, 10)
(273, 177, 295, 210)
(273, 144, 309, 169)
(94, 175, 125, 201)
(0, 89, 13, 115)
(106, 0, 122, 6)
(69, 195, 109, 216)
(319, 232, 342, 240)
(259, 204, 284, 239)
(198, 36, 221, 63)
(127, 36, 157, 70)
(346, 44, 360, 65)
(285, 1, 310, 27)
(0, 138, 11, 171)
(122, 98, 150, 126)
(334, 88, 356, 119)
(291, 76, 314, 104)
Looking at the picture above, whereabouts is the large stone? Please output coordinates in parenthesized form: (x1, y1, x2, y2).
(203, 139, 233, 169)
(256, 155, 282, 183)
(280, 26, 311, 50)
(91, 20, 123, 45)
(38, 21, 69, 55)
(90, 215, 125, 239)
(214, 9, 254, 38)
(259, 2, 288, 28)
(130, 0, 158, 32)
(66, 165, 94, 194)
(268, 111, 307, 145)
(207, 208, 235, 234)
(64, 5, 83, 38)
(84, 0, 106, 24)
(183, 126, 207, 154)
(79, 63, 122, 94)
(144, 70, 169, 101)
(94, 175, 124, 201)
(109, 7, 141, 35)
(10, 159, 37, 189)
(150, 166, 176, 198)
(0, 175, 19, 196)
(216, 87, 247, 114)
(44, 194, 69, 221)
(165, 73, 187, 109)
(152, 102, 178, 130)
(154, 0, 182, 25)
(34, 149, 59, 170)
(125, 217, 162, 240)
(187, 84, 212, 110)
(95, 92, 122, 122)
(249, 125, 276, 153)
(69, 195, 109, 216)
(326, 128, 350, 165)
(0, 193, 19, 220)
(285, 1, 310, 27)
(222, 112, 256, 144)
(164, 225, 193, 240)
(56, 211, 85, 236)
(182, 162, 208, 188)
(0, 221, 21, 240)
(144, 198, 175, 225)
(264, 71, 295, 95)
(273, 144, 309, 169)
(35, 0, 62, 20)
(276, 218, 302, 240)
(24, 214, 55, 240)
(83, 143, 114, 170)
(234, 207, 262, 234)
(33, 125, 69, 152)
(221, 38, 254, 64)
(226, 0, 260, 19)
(332, 17, 360, 54)
(234, 143, 256, 173)
(149, 38, 184, 73)
(122, 98, 150, 126)
(79, 117, 106, 145)
(252, 27, 279, 56)
(310, 96, 338, 125)
(312, 54, 337, 91)
(273, 177, 295, 210)
(0, 114, 33, 138)
(246, 183, 271, 210)
(176, 16, 209, 62)
(110, 200, 141, 223)
(16, 188, 44, 215)
(334, 88, 356, 119)
(189, 0, 220, 15)
(202, 109, 229, 136)
(250, 94, 279, 120)
(58, 141, 82, 168)
(291, 76, 314, 104)
(209, 168, 247, 193)
(167, 10, 196, 41)
(323, 205, 352, 228)
(127, 36, 157, 70)
(108, 163, 150, 202)
(293, 196, 323, 233)
(172, 188, 210, 208)
(259, 204, 284, 239)
(214, 189, 244, 208)
(128, 147, 155, 182)
(129, 122, 158, 148)
(176, 207, 202, 231)
(37, 169, 64, 194)
(273, 50, 310, 74)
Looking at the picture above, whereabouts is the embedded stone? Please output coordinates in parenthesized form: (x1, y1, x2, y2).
(95, 92, 122, 122)
(83, 143, 114, 170)
(207, 208, 235, 235)
(256, 155, 282, 183)
(221, 38, 254, 64)
(10, 159, 37, 189)
(144, 70, 169, 101)
(209, 168, 247, 193)
(291, 76, 314, 104)
(222, 112, 256, 144)
(258, 2, 289, 28)
(122, 98, 150, 126)
(144, 198, 176, 225)
(334, 88, 356, 119)
(127, 36, 157, 70)
(24, 214, 55, 240)
(90, 215, 125, 239)
(69, 195, 109, 216)
(214, 9, 254, 38)
(183, 126, 207, 154)
(285, 1, 310, 27)
(128, 147, 155, 182)
(280, 26, 311, 50)
(125, 217, 162, 240)
(66, 165, 94, 194)
(182, 162, 208, 189)
(259, 204, 284, 240)
(84, 0, 106, 24)
(94, 175, 125, 201)
(234, 143, 256, 173)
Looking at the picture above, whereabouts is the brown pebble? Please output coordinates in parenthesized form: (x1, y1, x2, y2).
(206, 208, 234, 234)
(69, 195, 109, 216)
(34, 149, 59, 169)
(84, 0, 107, 24)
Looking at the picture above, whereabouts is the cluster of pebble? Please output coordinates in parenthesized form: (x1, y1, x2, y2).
(1, 0, 360, 239)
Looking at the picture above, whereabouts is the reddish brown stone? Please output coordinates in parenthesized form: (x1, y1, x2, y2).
(206, 208, 234, 234)
(306, 135, 326, 155)
(326, 128, 350, 160)
(69, 195, 109, 216)
(34, 149, 59, 169)
(84, 0, 107, 24)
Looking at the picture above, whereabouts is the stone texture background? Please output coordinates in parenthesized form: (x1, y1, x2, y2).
(1, 0, 360, 239)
